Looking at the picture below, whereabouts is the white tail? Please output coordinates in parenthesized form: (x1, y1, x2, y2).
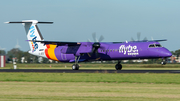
(5, 20, 53, 57)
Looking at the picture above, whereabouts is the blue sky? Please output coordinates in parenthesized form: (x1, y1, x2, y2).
(0, 0, 180, 51)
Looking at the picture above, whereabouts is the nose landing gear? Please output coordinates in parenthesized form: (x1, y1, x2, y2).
(161, 61, 166, 65)
(161, 58, 167, 65)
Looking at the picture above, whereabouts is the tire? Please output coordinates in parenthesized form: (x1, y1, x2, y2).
(72, 64, 76, 70)
(75, 64, 79, 70)
(161, 61, 166, 65)
(72, 64, 79, 70)
(115, 64, 122, 70)
(115, 64, 119, 70)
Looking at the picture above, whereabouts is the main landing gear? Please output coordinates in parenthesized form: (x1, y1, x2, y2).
(115, 60, 122, 70)
(72, 56, 80, 70)
(72, 64, 79, 70)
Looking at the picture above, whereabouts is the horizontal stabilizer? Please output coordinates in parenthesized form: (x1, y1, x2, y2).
(5, 20, 53, 24)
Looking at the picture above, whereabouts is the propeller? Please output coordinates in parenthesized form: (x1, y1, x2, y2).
(92, 32, 104, 42)
(131, 37, 135, 42)
(88, 32, 104, 58)
(143, 37, 148, 41)
(137, 32, 141, 41)
(131, 32, 148, 42)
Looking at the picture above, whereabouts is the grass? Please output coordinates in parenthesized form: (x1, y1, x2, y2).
(1, 82, 180, 101)
(0, 73, 180, 84)
(0, 73, 180, 100)
(1, 63, 180, 100)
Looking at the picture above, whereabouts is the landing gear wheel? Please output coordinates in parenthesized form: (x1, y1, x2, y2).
(161, 61, 166, 65)
(161, 58, 167, 65)
(72, 64, 79, 70)
(115, 64, 122, 70)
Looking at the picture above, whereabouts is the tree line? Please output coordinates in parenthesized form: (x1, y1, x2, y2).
(0, 48, 50, 63)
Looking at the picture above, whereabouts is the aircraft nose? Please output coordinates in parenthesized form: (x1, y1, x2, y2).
(160, 48, 172, 57)
(167, 51, 172, 57)
(163, 51, 172, 57)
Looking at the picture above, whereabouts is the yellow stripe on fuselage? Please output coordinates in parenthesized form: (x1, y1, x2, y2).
(47, 44, 58, 61)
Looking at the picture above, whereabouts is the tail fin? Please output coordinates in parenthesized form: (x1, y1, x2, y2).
(5, 20, 53, 57)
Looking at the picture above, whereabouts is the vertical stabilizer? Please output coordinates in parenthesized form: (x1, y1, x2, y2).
(5, 20, 53, 57)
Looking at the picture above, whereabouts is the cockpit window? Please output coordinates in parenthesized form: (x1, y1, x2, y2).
(149, 44, 162, 48)
(149, 44, 155, 48)
(155, 44, 162, 47)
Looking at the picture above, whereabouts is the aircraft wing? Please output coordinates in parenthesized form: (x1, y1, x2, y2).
(141, 39, 167, 42)
(152, 39, 167, 42)
(30, 40, 81, 46)
(130, 39, 167, 42)
(30, 39, 167, 46)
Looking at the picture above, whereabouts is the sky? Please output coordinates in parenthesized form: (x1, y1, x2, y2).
(0, 0, 180, 52)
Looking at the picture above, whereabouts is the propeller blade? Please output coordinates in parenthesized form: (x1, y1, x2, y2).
(143, 37, 148, 41)
(92, 32, 97, 42)
(151, 37, 154, 41)
(88, 33, 104, 58)
(87, 39, 92, 42)
(131, 37, 135, 42)
(92, 47, 96, 53)
(90, 48, 100, 58)
(98, 35, 104, 42)
(96, 51, 100, 58)
(137, 32, 141, 41)
(90, 47, 96, 56)
(87, 39, 92, 46)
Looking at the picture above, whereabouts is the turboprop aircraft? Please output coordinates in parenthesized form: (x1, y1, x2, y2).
(5, 20, 172, 70)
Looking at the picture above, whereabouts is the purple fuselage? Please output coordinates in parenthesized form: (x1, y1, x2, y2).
(46, 41, 172, 62)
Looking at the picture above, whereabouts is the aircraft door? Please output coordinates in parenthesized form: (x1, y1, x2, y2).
(60, 46, 67, 61)
(61, 53, 67, 60)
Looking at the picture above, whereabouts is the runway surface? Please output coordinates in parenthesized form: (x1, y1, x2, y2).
(0, 69, 180, 73)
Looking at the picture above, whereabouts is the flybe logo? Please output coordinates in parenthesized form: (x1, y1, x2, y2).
(119, 45, 139, 55)
(29, 26, 38, 52)
(29, 26, 35, 37)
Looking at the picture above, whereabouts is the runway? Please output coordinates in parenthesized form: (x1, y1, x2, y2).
(0, 69, 180, 73)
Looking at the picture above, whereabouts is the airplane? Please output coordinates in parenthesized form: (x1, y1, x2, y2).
(5, 20, 172, 70)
